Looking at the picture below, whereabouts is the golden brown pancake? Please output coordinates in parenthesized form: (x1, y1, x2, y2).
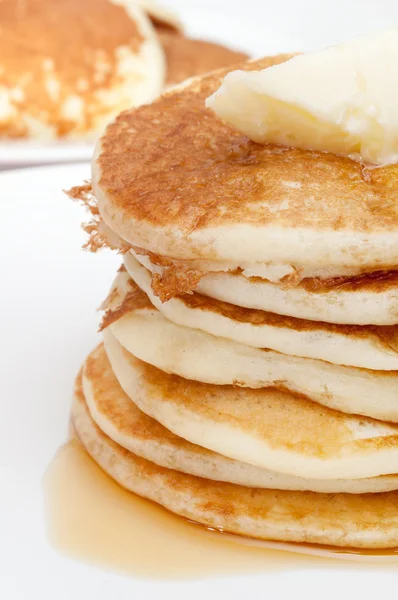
(81, 346, 398, 494)
(0, 0, 164, 138)
(92, 54, 398, 273)
(104, 334, 398, 480)
(100, 265, 152, 330)
(101, 271, 398, 422)
(120, 255, 398, 369)
(73, 368, 398, 548)
(158, 31, 248, 85)
(68, 183, 398, 320)
(134, 246, 398, 297)
(128, 249, 398, 326)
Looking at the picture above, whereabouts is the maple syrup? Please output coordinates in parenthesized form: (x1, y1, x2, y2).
(42, 439, 398, 580)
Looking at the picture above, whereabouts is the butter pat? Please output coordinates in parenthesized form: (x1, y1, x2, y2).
(206, 28, 398, 165)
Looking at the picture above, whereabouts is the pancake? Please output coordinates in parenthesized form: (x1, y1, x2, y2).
(158, 31, 248, 86)
(73, 372, 398, 548)
(132, 245, 382, 284)
(69, 189, 398, 326)
(124, 254, 398, 369)
(0, 0, 165, 139)
(92, 55, 398, 273)
(130, 248, 398, 326)
(79, 197, 379, 284)
(196, 267, 398, 326)
(103, 271, 398, 422)
(103, 332, 398, 480)
(81, 345, 398, 494)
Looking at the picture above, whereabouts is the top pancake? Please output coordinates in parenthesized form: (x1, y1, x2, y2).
(0, 0, 164, 138)
(93, 54, 398, 269)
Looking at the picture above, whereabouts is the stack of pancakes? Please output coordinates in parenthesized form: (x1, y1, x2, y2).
(71, 54, 398, 550)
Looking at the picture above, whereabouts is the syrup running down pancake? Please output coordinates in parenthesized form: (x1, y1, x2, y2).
(73, 368, 398, 549)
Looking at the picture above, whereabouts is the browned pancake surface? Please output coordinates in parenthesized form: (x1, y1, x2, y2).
(114, 343, 398, 458)
(100, 266, 152, 330)
(83, 344, 196, 450)
(73, 366, 398, 548)
(159, 31, 248, 85)
(97, 55, 398, 242)
(82, 346, 398, 490)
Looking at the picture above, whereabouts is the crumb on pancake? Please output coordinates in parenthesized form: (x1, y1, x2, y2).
(133, 247, 204, 301)
(67, 182, 98, 214)
(67, 182, 131, 253)
(151, 269, 203, 301)
(67, 182, 105, 252)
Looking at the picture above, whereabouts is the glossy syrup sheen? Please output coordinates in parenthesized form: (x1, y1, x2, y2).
(42, 440, 398, 580)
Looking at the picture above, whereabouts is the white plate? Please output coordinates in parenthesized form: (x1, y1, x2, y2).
(0, 139, 94, 169)
(1, 163, 398, 600)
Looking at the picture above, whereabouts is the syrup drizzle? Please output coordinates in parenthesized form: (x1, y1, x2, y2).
(42, 439, 398, 580)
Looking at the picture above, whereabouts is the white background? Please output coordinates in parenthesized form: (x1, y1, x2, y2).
(1, 2, 398, 599)
(165, 0, 398, 54)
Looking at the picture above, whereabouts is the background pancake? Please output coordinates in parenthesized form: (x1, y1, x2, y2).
(92, 55, 398, 270)
(104, 274, 398, 422)
(0, 0, 165, 139)
(158, 31, 248, 86)
(72, 375, 398, 549)
(103, 331, 398, 480)
(124, 254, 398, 370)
(81, 345, 398, 494)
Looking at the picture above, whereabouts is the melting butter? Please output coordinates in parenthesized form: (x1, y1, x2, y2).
(207, 28, 398, 165)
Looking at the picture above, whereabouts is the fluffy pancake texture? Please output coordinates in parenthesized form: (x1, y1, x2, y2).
(83, 345, 398, 495)
(129, 245, 398, 327)
(103, 331, 398, 480)
(195, 266, 398, 326)
(92, 55, 398, 270)
(73, 368, 398, 548)
(82, 344, 398, 494)
(124, 253, 398, 367)
(0, 0, 165, 139)
(103, 269, 398, 422)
